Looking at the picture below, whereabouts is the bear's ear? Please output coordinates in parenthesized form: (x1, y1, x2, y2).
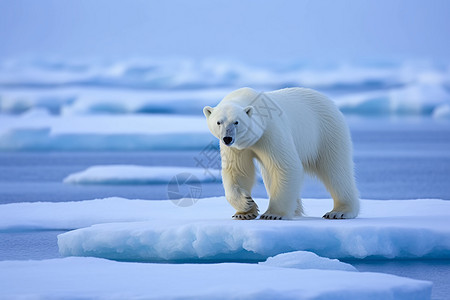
(203, 106, 214, 118)
(244, 106, 254, 117)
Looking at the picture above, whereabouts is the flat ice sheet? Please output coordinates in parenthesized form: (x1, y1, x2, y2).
(1, 197, 447, 261)
(56, 198, 450, 261)
(0, 257, 432, 300)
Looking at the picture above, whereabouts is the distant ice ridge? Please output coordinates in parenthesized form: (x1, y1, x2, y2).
(1, 112, 450, 151)
(64, 165, 221, 185)
(1, 58, 449, 119)
(336, 83, 450, 118)
(0, 87, 227, 116)
(0, 257, 432, 300)
(0, 114, 215, 151)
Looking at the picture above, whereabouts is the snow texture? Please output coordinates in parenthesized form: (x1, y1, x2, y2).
(259, 251, 358, 272)
(0, 257, 432, 300)
(64, 165, 221, 185)
(1, 197, 447, 261)
(55, 198, 450, 262)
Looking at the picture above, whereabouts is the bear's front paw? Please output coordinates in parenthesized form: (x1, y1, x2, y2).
(232, 212, 258, 220)
(323, 210, 357, 219)
(259, 214, 282, 220)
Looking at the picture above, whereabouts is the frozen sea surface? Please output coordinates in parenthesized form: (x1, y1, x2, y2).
(2, 197, 450, 262)
(52, 197, 450, 262)
(0, 256, 432, 300)
(0, 197, 447, 299)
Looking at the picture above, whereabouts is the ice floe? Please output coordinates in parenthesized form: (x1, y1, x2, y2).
(0, 197, 448, 261)
(55, 198, 450, 262)
(0, 257, 432, 300)
(64, 165, 221, 185)
(259, 251, 357, 272)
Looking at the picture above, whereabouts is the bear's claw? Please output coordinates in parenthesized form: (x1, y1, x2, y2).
(323, 211, 353, 219)
(259, 214, 282, 220)
(232, 213, 258, 220)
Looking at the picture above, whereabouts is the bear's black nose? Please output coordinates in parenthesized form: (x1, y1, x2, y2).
(223, 136, 233, 145)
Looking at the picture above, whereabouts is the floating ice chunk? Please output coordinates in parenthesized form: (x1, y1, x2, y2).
(64, 165, 221, 185)
(0, 257, 432, 300)
(260, 251, 357, 272)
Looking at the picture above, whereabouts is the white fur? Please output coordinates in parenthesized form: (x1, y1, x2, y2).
(203, 87, 359, 220)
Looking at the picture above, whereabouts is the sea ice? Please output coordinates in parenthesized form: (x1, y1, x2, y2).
(3, 196, 448, 262)
(1, 197, 449, 262)
(1, 59, 449, 119)
(63, 165, 221, 185)
(1, 112, 449, 151)
(0, 257, 432, 300)
(259, 251, 357, 272)
(55, 197, 450, 262)
(0, 114, 214, 151)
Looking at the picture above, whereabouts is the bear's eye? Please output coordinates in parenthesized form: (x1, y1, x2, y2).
(234, 121, 239, 125)
(217, 121, 221, 125)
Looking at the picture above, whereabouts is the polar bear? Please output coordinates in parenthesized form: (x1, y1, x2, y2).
(203, 87, 359, 220)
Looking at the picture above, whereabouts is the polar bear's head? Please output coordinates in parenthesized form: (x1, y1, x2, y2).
(203, 102, 264, 149)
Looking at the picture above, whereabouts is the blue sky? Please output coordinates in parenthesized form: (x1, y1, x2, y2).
(1, 0, 449, 62)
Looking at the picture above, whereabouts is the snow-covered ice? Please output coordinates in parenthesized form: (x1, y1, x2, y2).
(0, 256, 432, 300)
(64, 165, 221, 185)
(0, 197, 166, 231)
(55, 197, 450, 262)
(1, 197, 448, 261)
